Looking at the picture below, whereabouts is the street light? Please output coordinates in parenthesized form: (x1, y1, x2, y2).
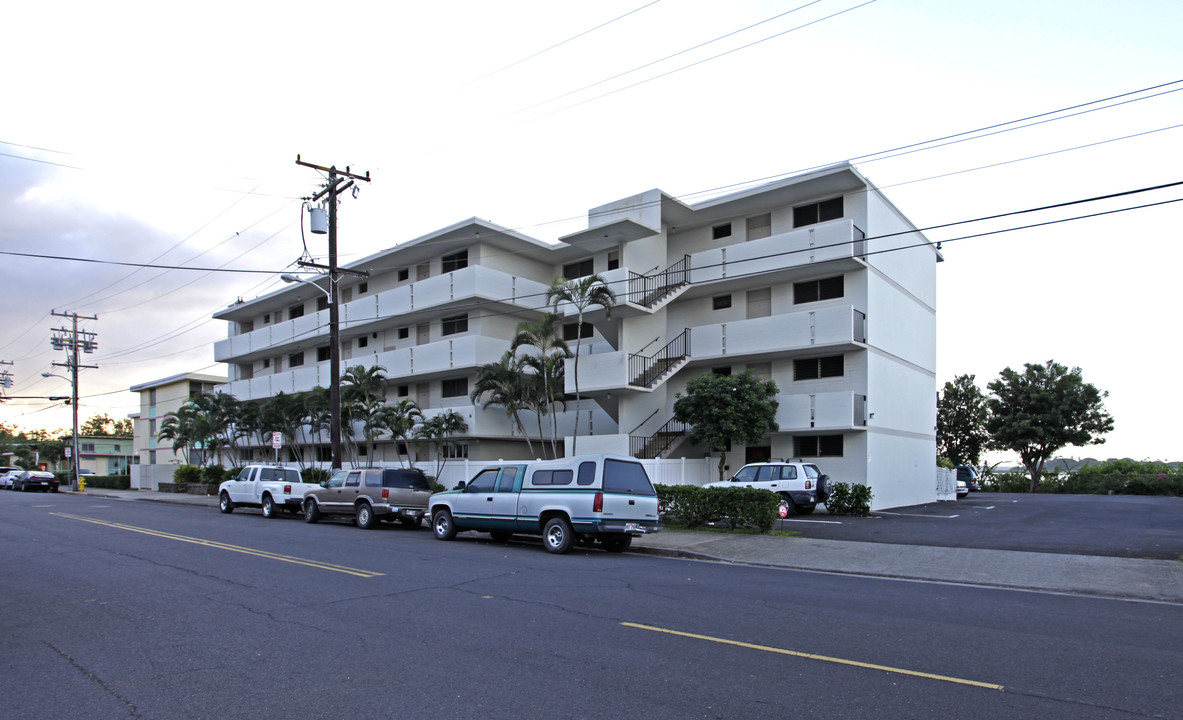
(42, 372, 80, 491)
(280, 272, 341, 471)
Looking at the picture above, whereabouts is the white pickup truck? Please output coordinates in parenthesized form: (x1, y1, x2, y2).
(218, 465, 319, 518)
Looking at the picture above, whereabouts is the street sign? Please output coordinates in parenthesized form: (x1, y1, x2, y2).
(65, 447, 72, 458)
(271, 433, 282, 450)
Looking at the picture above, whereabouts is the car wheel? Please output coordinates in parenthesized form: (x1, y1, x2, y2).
(542, 517, 574, 554)
(261, 495, 277, 519)
(355, 503, 376, 530)
(489, 530, 513, 542)
(601, 535, 632, 552)
(400, 516, 421, 530)
(303, 499, 321, 524)
(219, 492, 235, 514)
(433, 509, 457, 541)
(779, 493, 797, 516)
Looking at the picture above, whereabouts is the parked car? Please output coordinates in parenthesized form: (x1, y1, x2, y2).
(705, 459, 828, 515)
(429, 453, 661, 554)
(302, 467, 433, 529)
(0, 466, 24, 490)
(13, 470, 60, 492)
(955, 466, 981, 491)
(218, 465, 319, 517)
(956, 480, 969, 498)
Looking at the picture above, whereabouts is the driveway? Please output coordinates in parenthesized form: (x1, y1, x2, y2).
(780, 493, 1183, 560)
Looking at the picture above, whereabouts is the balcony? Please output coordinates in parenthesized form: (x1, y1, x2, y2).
(690, 305, 865, 362)
(689, 219, 866, 287)
(775, 391, 867, 431)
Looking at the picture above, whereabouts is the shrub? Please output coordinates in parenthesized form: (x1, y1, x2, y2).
(80, 475, 132, 490)
(201, 465, 230, 485)
(655, 484, 780, 532)
(303, 467, 331, 484)
(825, 482, 873, 516)
(173, 465, 202, 484)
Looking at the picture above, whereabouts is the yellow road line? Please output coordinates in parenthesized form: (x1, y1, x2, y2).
(622, 622, 1004, 691)
(52, 513, 383, 578)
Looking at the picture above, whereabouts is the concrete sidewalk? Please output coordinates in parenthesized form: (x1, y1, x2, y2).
(72, 488, 1183, 604)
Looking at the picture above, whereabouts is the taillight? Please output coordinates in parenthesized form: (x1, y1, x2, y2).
(381, 488, 389, 499)
(805, 480, 812, 489)
(593, 491, 603, 513)
(283, 484, 292, 494)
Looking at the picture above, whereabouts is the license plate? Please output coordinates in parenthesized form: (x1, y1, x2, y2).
(624, 522, 641, 533)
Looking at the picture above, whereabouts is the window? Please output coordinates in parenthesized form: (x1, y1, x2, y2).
(602, 459, 655, 494)
(794, 275, 844, 304)
(562, 322, 593, 341)
(443, 443, 469, 459)
(113, 444, 121, 452)
(794, 355, 844, 380)
(341, 287, 353, 303)
(358, 282, 368, 293)
(81, 443, 96, 453)
(288, 351, 305, 368)
(318, 446, 332, 462)
(712, 294, 732, 310)
(397, 385, 409, 397)
(442, 250, 468, 274)
(148, 388, 157, 407)
(467, 468, 498, 493)
(149, 451, 156, 464)
(326, 470, 347, 488)
(441, 378, 467, 398)
(442, 314, 468, 336)
(398, 327, 409, 339)
(496, 467, 519, 492)
(794, 435, 844, 457)
(358, 336, 368, 349)
(383, 469, 431, 490)
(607, 251, 620, 271)
(712, 366, 732, 376)
(793, 197, 844, 228)
(563, 258, 593, 279)
(148, 418, 156, 436)
(398, 268, 409, 281)
(317, 346, 330, 362)
(262, 358, 271, 369)
(345, 471, 361, 487)
(288, 303, 305, 320)
(747, 213, 772, 241)
(712, 223, 732, 240)
(316, 296, 329, 311)
(532, 469, 574, 486)
(578, 461, 596, 486)
(263, 313, 270, 324)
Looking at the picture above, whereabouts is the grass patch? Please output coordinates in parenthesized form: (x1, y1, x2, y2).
(662, 521, 799, 537)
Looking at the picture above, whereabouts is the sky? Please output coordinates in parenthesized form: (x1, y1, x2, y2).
(2, 0, 1180, 463)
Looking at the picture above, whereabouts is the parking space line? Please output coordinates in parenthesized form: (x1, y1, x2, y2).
(876, 511, 959, 519)
(784, 519, 843, 524)
(51, 512, 384, 577)
(622, 622, 1004, 690)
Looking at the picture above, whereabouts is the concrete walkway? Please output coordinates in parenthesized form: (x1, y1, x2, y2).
(70, 488, 1183, 604)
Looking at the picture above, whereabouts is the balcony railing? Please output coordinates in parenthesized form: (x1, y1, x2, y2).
(627, 255, 690, 308)
(629, 416, 688, 459)
(628, 329, 690, 388)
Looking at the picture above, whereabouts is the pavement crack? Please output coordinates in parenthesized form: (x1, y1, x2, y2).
(46, 642, 141, 718)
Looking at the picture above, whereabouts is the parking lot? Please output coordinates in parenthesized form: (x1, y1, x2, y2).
(781, 492, 1183, 560)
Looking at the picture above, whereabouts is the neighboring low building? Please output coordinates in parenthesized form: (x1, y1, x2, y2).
(128, 372, 225, 489)
(70, 435, 135, 475)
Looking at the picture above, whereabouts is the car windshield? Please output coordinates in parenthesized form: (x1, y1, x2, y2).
(603, 459, 656, 495)
(382, 469, 431, 490)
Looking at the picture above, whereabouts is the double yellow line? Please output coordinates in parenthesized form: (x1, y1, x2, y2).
(52, 513, 383, 578)
(623, 622, 1004, 690)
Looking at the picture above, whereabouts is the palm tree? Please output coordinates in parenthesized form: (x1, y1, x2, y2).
(415, 410, 468, 480)
(378, 398, 424, 468)
(156, 413, 191, 465)
(472, 351, 537, 459)
(512, 313, 570, 459)
(546, 274, 615, 454)
(235, 400, 263, 465)
(260, 392, 308, 468)
(341, 364, 388, 465)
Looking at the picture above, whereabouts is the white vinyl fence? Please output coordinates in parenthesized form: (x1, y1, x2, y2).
(419, 457, 716, 489)
(936, 466, 957, 501)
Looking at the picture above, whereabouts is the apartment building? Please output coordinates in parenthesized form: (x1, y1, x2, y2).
(213, 163, 940, 509)
(128, 372, 225, 489)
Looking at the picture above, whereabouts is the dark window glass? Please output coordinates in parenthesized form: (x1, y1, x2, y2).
(288, 351, 305, 368)
(441, 378, 468, 397)
(794, 435, 844, 457)
(794, 275, 844, 304)
(712, 367, 731, 376)
(532, 470, 552, 486)
(562, 322, 593, 341)
(563, 258, 594, 279)
(397, 385, 409, 397)
(496, 467, 519, 493)
(365, 471, 381, 487)
(576, 462, 595, 486)
(263, 314, 270, 324)
(608, 253, 620, 271)
(442, 250, 468, 274)
(442, 315, 468, 336)
(712, 295, 732, 310)
(358, 336, 368, 348)
(398, 268, 409, 281)
(398, 327, 409, 339)
(358, 282, 368, 293)
(793, 197, 844, 228)
(712, 223, 732, 240)
(317, 296, 329, 311)
(345, 472, 361, 487)
(317, 346, 330, 362)
(467, 468, 498, 493)
(288, 304, 305, 320)
(382, 469, 431, 490)
(602, 459, 654, 494)
(794, 355, 843, 380)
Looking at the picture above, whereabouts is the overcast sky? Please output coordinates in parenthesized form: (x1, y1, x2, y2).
(2, 0, 1180, 462)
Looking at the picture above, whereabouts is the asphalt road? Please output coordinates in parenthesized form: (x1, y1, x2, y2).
(782, 493, 1183, 559)
(2, 491, 1179, 719)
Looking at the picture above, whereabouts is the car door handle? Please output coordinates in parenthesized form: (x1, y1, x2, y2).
(628, 499, 635, 505)
(486, 497, 493, 502)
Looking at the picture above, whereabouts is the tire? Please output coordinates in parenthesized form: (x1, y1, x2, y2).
(261, 494, 277, 518)
(542, 516, 574, 554)
(400, 516, 421, 530)
(433, 509, 457, 541)
(355, 503, 376, 530)
(816, 476, 830, 503)
(601, 535, 632, 553)
(219, 492, 235, 513)
(303, 498, 321, 524)
(489, 530, 513, 542)
(779, 493, 797, 516)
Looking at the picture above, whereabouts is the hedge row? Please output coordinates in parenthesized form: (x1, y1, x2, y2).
(983, 461, 1183, 496)
(655, 484, 780, 532)
(51, 473, 131, 490)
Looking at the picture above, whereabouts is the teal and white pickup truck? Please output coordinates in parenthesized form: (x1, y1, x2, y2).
(428, 453, 662, 554)
(218, 465, 319, 518)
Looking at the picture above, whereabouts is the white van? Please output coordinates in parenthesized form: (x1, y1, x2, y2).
(428, 453, 662, 554)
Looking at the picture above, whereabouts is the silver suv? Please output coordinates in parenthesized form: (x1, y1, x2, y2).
(705, 460, 828, 515)
(303, 467, 433, 530)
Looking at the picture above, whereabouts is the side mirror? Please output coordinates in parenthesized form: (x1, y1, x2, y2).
(455, 480, 467, 491)
(319, 481, 328, 488)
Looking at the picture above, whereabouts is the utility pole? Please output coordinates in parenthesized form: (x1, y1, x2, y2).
(50, 310, 98, 491)
(0, 361, 12, 402)
(294, 156, 370, 471)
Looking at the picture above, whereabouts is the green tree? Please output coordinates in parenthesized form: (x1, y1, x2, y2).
(472, 350, 539, 460)
(342, 365, 389, 467)
(937, 374, 990, 466)
(81, 413, 121, 436)
(512, 313, 570, 458)
(673, 371, 780, 481)
(415, 410, 468, 480)
(986, 360, 1114, 493)
(260, 392, 308, 468)
(378, 398, 424, 468)
(546, 275, 615, 455)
